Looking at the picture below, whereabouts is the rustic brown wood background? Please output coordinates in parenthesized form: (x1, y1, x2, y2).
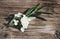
(0, 0, 60, 39)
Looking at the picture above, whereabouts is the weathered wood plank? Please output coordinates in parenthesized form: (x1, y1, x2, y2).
(0, 0, 60, 39)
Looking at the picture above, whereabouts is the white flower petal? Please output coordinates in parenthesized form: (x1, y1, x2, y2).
(21, 15, 29, 29)
(14, 14, 19, 17)
(16, 20, 19, 23)
(20, 27, 25, 32)
(28, 17, 36, 21)
(18, 12, 22, 15)
(14, 22, 18, 25)
(13, 19, 19, 25)
(14, 12, 22, 17)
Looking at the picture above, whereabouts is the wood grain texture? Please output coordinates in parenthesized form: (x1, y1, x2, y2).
(0, 0, 60, 39)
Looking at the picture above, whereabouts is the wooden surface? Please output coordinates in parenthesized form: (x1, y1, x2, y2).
(0, 0, 60, 39)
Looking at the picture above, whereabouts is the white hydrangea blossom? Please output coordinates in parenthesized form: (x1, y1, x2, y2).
(13, 19, 19, 25)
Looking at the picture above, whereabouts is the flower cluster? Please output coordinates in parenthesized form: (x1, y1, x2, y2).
(11, 12, 35, 32)
(7, 3, 47, 32)
(13, 13, 29, 32)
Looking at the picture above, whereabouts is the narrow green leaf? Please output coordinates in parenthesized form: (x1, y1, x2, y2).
(25, 7, 35, 16)
(8, 17, 14, 26)
(8, 15, 17, 27)
(24, 3, 41, 17)
(17, 19, 22, 30)
(23, 8, 30, 14)
(36, 16, 47, 21)
(27, 3, 44, 17)
(36, 12, 53, 15)
(29, 12, 41, 17)
(27, 3, 40, 15)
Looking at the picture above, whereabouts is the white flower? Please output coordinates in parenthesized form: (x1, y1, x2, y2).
(20, 15, 36, 32)
(13, 12, 36, 32)
(20, 27, 25, 32)
(13, 19, 19, 25)
(14, 12, 22, 17)
(21, 15, 29, 29)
